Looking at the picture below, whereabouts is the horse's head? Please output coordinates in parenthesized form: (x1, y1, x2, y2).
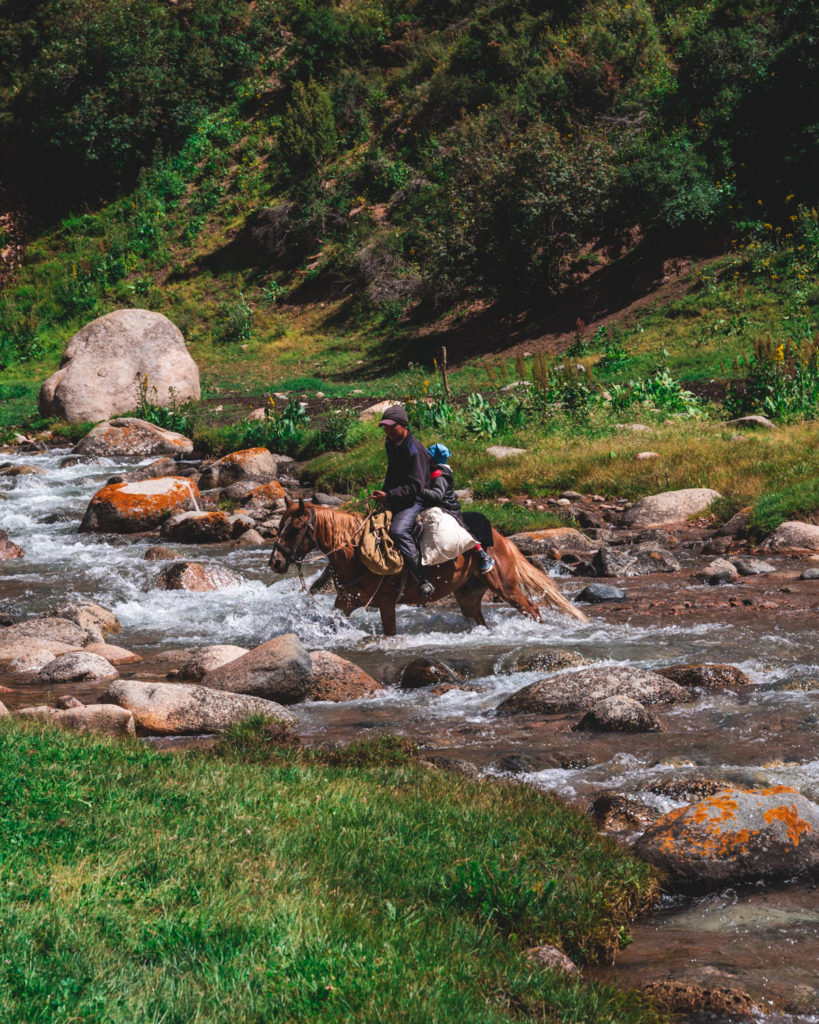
(269, 498, 316, 574)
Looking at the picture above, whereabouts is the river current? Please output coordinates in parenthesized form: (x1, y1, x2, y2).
(1, 449, 818, 1021)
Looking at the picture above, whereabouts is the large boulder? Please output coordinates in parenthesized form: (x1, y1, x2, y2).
(0, 530, 24, 560)
(160, 510, 240, 544)
(1, 617, 97, 647)
(573, 695, 663, 732)
(0, 639, 78, 673)
(53, 602, 122, 636)
(154, 562, 241, 591)
(198, 448, 280, 490)
(84, 642, 141, 665)
(73, 418, 193, 457)
(15, 703, 136, 737)
(39, 309, 200, 423)
(760, 521, 819, 552)
(497, 665, 690, 715)
(34, 651, 118, 684)
(308, 651, 381, 702)
(634, 786, 819, 892)
(80, 477, 201, 533)
(620, 488, 722, 529)
(176, 645, 249, 682)
(201, 633, 312, 704)
(656, 664, 753, 690)
(100, 679, 297, 735)
(509, 528, 598, 556)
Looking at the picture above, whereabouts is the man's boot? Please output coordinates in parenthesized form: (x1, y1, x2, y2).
(403, 553, 434, 600)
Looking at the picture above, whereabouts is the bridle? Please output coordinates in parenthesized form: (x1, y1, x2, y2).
(270, 506, 316, 573)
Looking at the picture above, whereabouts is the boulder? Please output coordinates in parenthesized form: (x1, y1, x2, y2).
(100, 679, 297, 735)
(732, 557, 775, 576)
(80, 476, 201, 533)
(201, 633, 312, 704)
(144, 545, 179, 560)
(236, 529, 265, 547)
(656, 664, 753, 690)
(634, 786, 819, 892)
(576, 583, 626, 603)
(39, 309, 200, 423)
(588, 793, 662, 833)
(105, 457, 179, 485)
(635, 451, 660, 461)
(497, 665, 690, 716)
(761, 521, 819, 552)
(725, 415, 775, 430)
(486, 445, 527, 459)
(592, 547, 680, 577)
(696, 557, 739, 584)
(198, 448, 280, 490)
(0, 639, 78, 673)
(83, 642, 141, 665)
(236, 481, 288, 517)
(358, 400, 396, 423)
(641, 981, 759, 1020)
(73, 418, 193, 457)
(525, 945, 578, 976)
(53, 602, 121, 636)
(497, 649, 591, 674)
(509, 528, 598, 556)
(308, 651, 381, 702)
(620, 488, 722, 529)
(154, 562, 241, 592)
(800, 567, 819, 580)
(176, 645, 249, 682)
(219, 480, 261, 503)
(1, 617, 96, 647)
(716, 506, 753, 538)
(160, 510, 237, 544)
(573, 695, 663, 732)
(0, 700, 7, 716)
(0, 530, 24, 560)
(399, 657, 460, 689)
(15, 703, 135, 737)
(35, 651, 118, 684)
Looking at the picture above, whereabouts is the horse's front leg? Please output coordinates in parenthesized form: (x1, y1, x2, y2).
(378, 598, 397, 636)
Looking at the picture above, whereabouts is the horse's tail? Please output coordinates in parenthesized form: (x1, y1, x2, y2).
(499, 534, 589, 622)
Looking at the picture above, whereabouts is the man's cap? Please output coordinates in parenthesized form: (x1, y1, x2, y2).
(379, 404, 409, 427)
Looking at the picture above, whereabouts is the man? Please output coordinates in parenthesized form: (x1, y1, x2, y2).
(370, 404, 435, 599)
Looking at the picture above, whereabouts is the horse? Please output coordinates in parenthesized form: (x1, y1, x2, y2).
(269, 499, 588, 636)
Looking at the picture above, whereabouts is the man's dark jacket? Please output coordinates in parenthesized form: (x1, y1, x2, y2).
(382, 431, 431, 511)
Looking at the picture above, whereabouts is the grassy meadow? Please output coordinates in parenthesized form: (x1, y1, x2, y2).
(0, 720, 665, 1024)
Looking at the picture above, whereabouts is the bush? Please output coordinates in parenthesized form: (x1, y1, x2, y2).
(217, 293, 254, 346)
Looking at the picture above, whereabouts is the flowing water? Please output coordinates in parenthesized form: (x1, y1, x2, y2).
(1, 450, 818, 1020)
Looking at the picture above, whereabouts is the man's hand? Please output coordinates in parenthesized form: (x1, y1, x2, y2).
(370, 490, 387, 503)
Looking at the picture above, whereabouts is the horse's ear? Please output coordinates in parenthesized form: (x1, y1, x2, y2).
(298, 497, 306, 513)
(285, 497, 297, 512)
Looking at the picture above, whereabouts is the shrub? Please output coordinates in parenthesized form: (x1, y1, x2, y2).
(279, 79, 337, 179)
(217, 293, 254, 345)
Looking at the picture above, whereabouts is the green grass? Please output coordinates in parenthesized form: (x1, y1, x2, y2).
(467, 501, 569, 535)
(750, 477, 819, 536)
(0, 721, 665, 1024)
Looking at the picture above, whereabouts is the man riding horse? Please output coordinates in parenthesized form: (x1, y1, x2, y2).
(369, 404, 435, 599)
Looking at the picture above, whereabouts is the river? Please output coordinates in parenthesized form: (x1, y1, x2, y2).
(1, 449, 818, 1021)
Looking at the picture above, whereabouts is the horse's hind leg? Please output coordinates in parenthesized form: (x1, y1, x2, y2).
(454, 579, 488, 627)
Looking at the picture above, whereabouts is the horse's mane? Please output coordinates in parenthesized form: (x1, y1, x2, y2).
(311, 504, 364, 552)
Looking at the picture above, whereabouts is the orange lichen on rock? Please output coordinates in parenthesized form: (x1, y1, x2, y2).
(80, 477, 201, 533)
(763, 804, 812, 846)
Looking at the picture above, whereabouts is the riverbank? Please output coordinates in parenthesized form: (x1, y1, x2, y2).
(0, 720, 663, 1024)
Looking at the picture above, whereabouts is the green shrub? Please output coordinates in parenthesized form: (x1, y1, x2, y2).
(217, 293, 254, 346)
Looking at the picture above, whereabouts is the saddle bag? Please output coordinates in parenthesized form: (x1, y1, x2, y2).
(418, 507, 477, 566)
(359, 510, 404, 576)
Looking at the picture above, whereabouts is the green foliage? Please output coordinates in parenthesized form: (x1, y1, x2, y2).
(750, 476, 819, 536)
(606, 360, 704, 417)
(467, 500, 568, 534)
(304, 407, 359, 455)
(725, 336, 819, 422)
(217, 293, 254, 345)
(279, 79, 337, 179)
(130, 377, 198, 437)
(449, 858, 557, 933)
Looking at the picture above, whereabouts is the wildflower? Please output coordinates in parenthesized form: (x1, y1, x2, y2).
(774, 344, 785, 364)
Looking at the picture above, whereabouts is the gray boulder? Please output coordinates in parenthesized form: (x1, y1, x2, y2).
(592, 547, 680, 577)
(634, 786, 819, 892)
(399, 657, 460, 689)
(53, 602, 122, 636)
(1, 617, 97, 647)
(732, 557, 775, 576)
(588, 792, 662, 833)
(35, 651, 118, 684)
(73, 418, 193, 458)
(496, 649, 591, 674)
(198, 448, 280, 490)
(800, 567, 819, 580)
(656, 664, 753, 690)
(576, 583, 626, 603)
(160, 510, 238, 544)
(101, 679, 297, 735)
(201, 633, 313, 704)
(761, 521, 819, 551)
(525, 945, 578, 976)
(725, 415, 775, 430)
(510, 528, 598, 556)
(39, 309, 200, 423)
(621, 488, 722, 529)
(497, 665, 690, 715)
(573, 695, 663, 732)
(0, 639, 78, 673)
(176, 645, 249, 682)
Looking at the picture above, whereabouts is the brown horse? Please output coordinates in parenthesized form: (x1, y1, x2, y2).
(270, 499, 587, 636)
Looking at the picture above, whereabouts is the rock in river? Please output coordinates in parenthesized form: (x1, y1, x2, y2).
(576, 583, 626, 603)
(101, 679, 297, 735)
(35, 651, 118, 684)
(573, 695, 663, 732)
(198, 448, 281, 490)
(509, 528, 598, 556)
(154, 562, 241, 592)
(308, 651, 381, 702)
(761, 521, 819, 552)
(73, 417, 193, 457)
(0, 530, 24, 560)
(656, 664, 752, 690)
(399, 657, 460, 689)
(80, 477, 201, 533)
(39, 309, 200, 423)
(201, 633, 313, 704)
(497, 665, 690, 716)
(634, 786, 819, 892)
(176, 645, 249, 682)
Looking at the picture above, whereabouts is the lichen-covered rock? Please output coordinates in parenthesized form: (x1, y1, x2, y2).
(656, 664, 753, 690)
(0, 530, 24, 560)
(176, 645, 249, 682)
(760, 521, 819, 552)
(160, 510, 237, 543)
(496, 649, 591, 674)
(399, 657, 460, 689)
(80, 477, 201, 533)
(35, 651, 118, 684)
(573, 695, 663, 732)
(592, 547, 680, 577)
(201, 633, 312, 704)
(198, 448, 280, 490)
(0, 639, 78, 673)
(100, 679, 297, 735)
(588, 793, 662, 833)
(621, 488, 722, 529)
(1, 617, 96, 647)
(497, 665, 690, 716)
(73, 418, 193, 457)
(39, 309, 200, 423)
(53, 602, 122, 636)
(238, 481, 289, 519)
(308, 651, 381, 702)
(634, 786, 819, 892)
(154, 562, 241, 592)
(509, 528, 598, 556)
